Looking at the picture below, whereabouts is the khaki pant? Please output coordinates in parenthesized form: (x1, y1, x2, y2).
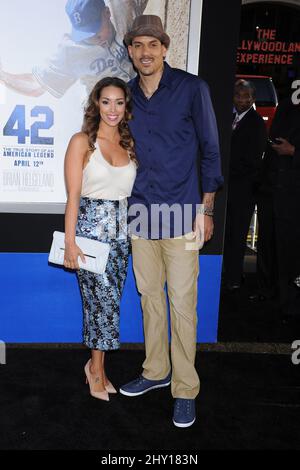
(131, 235, 200, 399)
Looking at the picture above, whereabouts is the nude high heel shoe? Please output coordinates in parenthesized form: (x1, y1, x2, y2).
(105, 381, 117, 394)
(84, 360, 109, 401)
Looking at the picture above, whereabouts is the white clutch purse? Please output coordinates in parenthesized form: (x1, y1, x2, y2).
(48, 231, 110, 274)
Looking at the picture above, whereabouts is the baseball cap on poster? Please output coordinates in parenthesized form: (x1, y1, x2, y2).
(65, 0, 106, 43)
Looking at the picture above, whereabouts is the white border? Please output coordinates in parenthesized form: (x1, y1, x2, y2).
(0, 202, 65, 214)
(187, 0, 203, 75)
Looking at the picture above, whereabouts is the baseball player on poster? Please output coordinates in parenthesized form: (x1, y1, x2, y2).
(0, 0, 149, 98)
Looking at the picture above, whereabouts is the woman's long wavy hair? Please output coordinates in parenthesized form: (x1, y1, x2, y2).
(82, 77, 137, 165)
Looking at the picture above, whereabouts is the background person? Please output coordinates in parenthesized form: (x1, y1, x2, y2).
(64, 77, 136, 401)
(252, 97, 300, 319)
(223, 79, 267, 291)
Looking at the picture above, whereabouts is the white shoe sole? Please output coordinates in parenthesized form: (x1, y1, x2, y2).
(173, 418, 196, 428)
(119, 381, 171, 397)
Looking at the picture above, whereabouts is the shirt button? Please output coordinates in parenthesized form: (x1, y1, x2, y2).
(148, 148, 152, 152)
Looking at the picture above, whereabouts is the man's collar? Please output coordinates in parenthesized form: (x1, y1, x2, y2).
(159, 62, 173, 89)
(236, 106, 254, 118)
(131, 73, 140, 91)
(131, 61, 174, 91)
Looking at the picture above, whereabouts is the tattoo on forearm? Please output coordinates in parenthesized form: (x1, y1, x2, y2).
(203, 193, 215, 210)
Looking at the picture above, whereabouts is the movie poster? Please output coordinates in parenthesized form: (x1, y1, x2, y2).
(0, 0, 191, 209)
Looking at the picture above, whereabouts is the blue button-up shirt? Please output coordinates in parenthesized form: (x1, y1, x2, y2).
(128, 62, 223, 239)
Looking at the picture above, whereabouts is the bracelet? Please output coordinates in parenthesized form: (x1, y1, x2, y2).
(198, 206, 214, 217)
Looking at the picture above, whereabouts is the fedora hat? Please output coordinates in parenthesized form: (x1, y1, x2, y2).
(124, 15, 170, 48)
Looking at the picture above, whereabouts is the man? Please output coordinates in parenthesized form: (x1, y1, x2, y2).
(0, 0, 148, 98)
(119, 15, 223, 428)
(253, 97, 300, 318)
(223, 79, 267, 291)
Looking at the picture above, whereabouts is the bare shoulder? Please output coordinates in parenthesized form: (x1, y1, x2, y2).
(65, 132, 90, 167)
(68, 132, 89, 150)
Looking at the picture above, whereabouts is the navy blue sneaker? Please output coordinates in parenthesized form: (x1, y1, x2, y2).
(173, 398, 196, 428)
(119, 373, 171, 397)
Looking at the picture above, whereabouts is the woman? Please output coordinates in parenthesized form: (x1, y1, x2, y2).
(64, 77, 137, 401)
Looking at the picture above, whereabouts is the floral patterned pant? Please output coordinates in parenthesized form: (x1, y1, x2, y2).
(76, 197, 129, 351)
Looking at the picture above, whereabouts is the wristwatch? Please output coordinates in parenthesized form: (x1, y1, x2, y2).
(198, 206, 214, 217)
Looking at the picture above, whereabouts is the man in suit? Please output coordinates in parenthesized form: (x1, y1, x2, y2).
(223, 79, 267, 290)
(253, 98, 300, 318)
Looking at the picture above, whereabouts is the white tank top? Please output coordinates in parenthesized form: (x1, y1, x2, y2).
(81, 141, 136, 200)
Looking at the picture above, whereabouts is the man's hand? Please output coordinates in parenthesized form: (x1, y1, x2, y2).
(204, 214, 214, 242)
(272, 137, 295, 156)
(201, 192, 215, 243)
(193, 213, 214, 247)
(193, 212, 204, 248)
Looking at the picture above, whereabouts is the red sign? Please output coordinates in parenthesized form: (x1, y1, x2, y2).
(237, 29, 300, 65)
